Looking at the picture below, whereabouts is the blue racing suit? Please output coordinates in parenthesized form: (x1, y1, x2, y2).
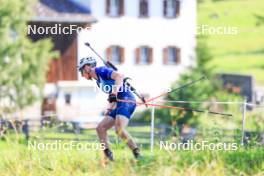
(95, 66, 136, 119)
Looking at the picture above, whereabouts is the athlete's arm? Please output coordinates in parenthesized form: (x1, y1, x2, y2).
(111, 71, 124, 95)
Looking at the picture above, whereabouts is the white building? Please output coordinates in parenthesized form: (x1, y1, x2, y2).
(57, 0, 197, 122)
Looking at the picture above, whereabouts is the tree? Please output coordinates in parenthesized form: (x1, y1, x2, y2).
(0, 0, 57, 115)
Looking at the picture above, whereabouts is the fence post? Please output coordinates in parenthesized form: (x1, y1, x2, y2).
(150, 106, 155, 153)
(241, 99, 247, 145)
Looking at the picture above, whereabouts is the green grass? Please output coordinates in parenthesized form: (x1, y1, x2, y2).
(198, 0, 264, 84)
(0, 140, 263, 176)
(1, 115, 263, 176)
(1, 112, 264, 176)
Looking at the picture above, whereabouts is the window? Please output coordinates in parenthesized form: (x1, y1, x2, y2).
(139, 0, 148, 17)
(135, 46, 153, 65)
(106, 45, 125, 64)
(64, 93, 71, 105)
(106, 0, 124, 17)
(163, 46, 181, 65)
(163, 0, 180, 18)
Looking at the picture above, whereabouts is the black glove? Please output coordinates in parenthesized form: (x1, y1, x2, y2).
(108, 93, 117, 103)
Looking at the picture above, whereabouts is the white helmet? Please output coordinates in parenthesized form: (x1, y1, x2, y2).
(77, 57, 97, 71)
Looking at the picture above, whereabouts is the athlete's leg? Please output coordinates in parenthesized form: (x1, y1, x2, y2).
(96, 116, 115, 149)
(115, 95, 140, 158)
(115, 115, 138, 150)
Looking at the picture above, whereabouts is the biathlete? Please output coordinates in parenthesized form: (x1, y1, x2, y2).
(77, 57, 141, 161)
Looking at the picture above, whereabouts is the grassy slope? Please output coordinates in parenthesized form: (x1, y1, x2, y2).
(198, 0, 264, 84)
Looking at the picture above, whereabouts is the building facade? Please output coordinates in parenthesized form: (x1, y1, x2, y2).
(25, 0, 96, 121)
(42, 0, 197, 123)
(78, 0, 196, 100)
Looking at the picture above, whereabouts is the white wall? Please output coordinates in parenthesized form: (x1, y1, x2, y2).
(56, 81, 106, 122)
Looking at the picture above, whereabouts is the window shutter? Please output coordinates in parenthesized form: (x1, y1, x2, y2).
(106, 0, 110, 15)
(163, 0, 167, 17)
(176, 0, 180, 17)
(120, 47, 125, 64)
(135, 48, 140, 64)
(163, 47, 168, 64)
(106, 46, 111, 61)
(148, 47, 153, 64)
(119, 0, 124, 16)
